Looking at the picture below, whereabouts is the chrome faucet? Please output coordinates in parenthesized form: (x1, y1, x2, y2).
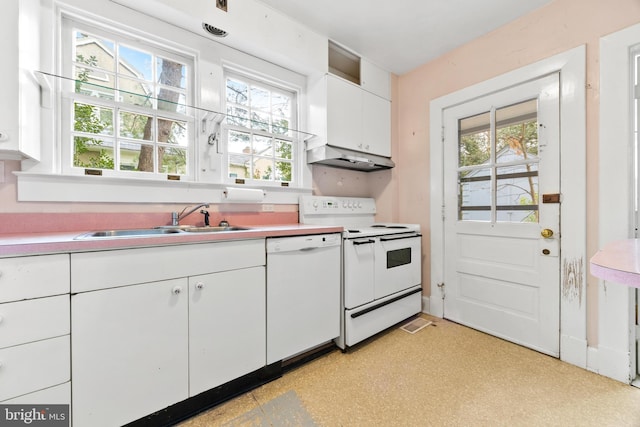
(171, 203, 210, 226)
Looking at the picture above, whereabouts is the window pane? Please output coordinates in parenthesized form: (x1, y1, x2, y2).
(119, 111, 153, 141)
(157, 89, 187, 114)
(227, 106, 249, 127)
(73, 31, 115, 72)
(118, 77, 153, 107)
(275, 160, 292, 182)
(226, 79, 248, 106)
(74, 67, 115, 99)
(228, 131, 251, 154)
(459, 112, 490, 167)
(74, 103, 114, 136)
(272, 92, 291, 117)
(119, 142, 145, 171)
(74, 136, 114, 170)
(250, 86, 270, 111)
(118, 45, 152, 81)
(272, 117, 291, 136)
(159, 146, 187, 174)
(275, 140, 292, 159)
(250, 110, 270, 132)
(458, 168, 491, 221)
(496, 165, 539, 223)
(229, 154, 250, 179)
(253, 157, 273, 180)
(253, 135, 273, 156)
(158, 119, 187, 146)
(496, 99, 538, 163)
(156, 57, 186, 89)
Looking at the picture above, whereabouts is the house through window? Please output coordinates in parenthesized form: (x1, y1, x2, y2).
(62, 17, 194, 178)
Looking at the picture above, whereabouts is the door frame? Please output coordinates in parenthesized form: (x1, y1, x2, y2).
(430, 46, 587, 368)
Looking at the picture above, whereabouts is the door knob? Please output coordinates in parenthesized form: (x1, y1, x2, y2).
(541, 228, 554, 238)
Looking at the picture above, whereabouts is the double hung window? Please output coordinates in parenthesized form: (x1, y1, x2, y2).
(61, 18, 194, 178)
(224, 73, 297, 185)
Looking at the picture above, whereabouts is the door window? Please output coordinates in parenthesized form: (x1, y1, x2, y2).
(458, 99, 539, 223)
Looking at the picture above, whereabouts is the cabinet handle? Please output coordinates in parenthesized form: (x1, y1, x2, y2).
(195, 282, 204, 290)
(365, 144, 370, 150)
(172, 286, 182, 295)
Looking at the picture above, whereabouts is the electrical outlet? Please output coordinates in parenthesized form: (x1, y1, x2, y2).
(262, 204, 274, 212)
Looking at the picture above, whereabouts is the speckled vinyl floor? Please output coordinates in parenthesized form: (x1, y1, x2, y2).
(178, 315, 640, 427)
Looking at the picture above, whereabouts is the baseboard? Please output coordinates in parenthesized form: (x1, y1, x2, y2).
(597, 344, 633, 383)
(587, 346, 599, 373)
(560, 334, 587, 368)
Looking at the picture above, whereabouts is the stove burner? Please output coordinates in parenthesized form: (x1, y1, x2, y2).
(348, 230, 361, 233)
(370, 225, 387, 228)
(386, 225, 408, 229)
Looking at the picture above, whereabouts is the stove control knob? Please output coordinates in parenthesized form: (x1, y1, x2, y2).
(312, 201, 318, 208)
(357, 202, 362, 208)
(343, 201, 348, 208)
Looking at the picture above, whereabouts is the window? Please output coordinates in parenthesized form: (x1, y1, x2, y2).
(458, 99, 539, 223)
(224, 73, 296, 184)
(61, 18, 194, 178)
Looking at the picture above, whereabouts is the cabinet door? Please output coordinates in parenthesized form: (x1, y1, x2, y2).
(362, 91, 391, 157)
(72, 278, 189, 427)
(189, 266, 265, 396)
(361, 59, 390, 100)
(327, 75, 362, 152)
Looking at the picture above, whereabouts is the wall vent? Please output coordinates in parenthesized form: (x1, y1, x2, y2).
(202, 22, 228, 37)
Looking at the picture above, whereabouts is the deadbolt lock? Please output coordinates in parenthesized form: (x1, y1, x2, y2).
(541, 228, 554, 239)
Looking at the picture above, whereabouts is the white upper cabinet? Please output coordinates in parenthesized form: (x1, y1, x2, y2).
(0, 0, 40, 160)
(324, 42, 392, 158)
(361, 58, 391, 100)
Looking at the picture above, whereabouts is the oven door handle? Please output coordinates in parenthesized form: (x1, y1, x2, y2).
(352, 239, 376, 245)
(379, 233, 421, 242)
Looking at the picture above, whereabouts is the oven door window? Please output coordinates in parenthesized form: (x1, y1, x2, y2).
(387, 247, 411, 269)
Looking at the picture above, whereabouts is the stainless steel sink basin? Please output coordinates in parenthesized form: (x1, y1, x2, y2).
(75, 225, 250, 239)
(76, 228, 184, 239)
(181, 226, 249, 232)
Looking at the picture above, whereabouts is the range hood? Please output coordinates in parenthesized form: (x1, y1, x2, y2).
(307, 145, 395, 172)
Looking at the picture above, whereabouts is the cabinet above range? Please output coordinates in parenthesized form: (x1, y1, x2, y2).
(306, 42, 394, 172)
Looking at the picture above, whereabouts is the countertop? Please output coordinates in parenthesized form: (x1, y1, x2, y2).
(590, 239, 640, 287)
(0, 224, 343, 257)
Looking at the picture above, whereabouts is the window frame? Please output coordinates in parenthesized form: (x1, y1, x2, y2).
(59, 15, 197, 181)
(221, 70, 300, 187)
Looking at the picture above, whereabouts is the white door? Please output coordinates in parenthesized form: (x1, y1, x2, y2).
(442, 73, 560, 356)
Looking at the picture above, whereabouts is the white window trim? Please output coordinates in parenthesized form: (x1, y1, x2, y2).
(17, 3, 314, 203)
(429, 46, 587, 369)
(221, 68, 304, 188)
(597, 23, 640, 384)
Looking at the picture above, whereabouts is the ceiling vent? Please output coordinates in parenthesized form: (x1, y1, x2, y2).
(202, 22, 228, 37)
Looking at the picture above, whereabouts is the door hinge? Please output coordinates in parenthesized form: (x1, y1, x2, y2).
(437, 282, 445, 299)
(441, 126, 445, 143)
(634, 85, 640, 100)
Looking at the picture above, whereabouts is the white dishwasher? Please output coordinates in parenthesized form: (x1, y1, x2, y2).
(266, 233, 341, 364)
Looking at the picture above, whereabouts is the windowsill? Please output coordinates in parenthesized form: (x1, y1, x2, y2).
(15, 172, 311, 204)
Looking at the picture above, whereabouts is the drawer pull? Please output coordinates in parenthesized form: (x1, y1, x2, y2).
(195, 282, 204, 290)
(172, 286, 182, 295)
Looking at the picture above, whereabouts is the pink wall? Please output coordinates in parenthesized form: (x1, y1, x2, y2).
(388, 0, 640, 344)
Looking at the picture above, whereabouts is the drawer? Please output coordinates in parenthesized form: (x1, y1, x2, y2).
(0, 335, 70, 402)
(0, 254, 70, 303)
(0, 295, 70, 349)
(72, 239, 265, 293)
(1, 381, 70, 405)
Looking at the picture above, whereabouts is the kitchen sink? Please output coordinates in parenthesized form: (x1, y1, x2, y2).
(75, 225, 250, 239)
(181, 226, 249, 232)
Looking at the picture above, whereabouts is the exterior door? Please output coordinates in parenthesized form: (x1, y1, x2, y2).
(442, 73, 560, 356)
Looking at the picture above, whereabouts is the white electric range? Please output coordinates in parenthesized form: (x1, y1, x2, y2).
(299, 196, 422, 349)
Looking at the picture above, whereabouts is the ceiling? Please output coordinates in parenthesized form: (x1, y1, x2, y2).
(256, 0, 553, 75)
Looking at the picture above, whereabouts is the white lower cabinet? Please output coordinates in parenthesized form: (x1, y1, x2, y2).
(71, 278, 190, 427)
(70, 240, 266, 427)
(189, 266, 266, 396)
